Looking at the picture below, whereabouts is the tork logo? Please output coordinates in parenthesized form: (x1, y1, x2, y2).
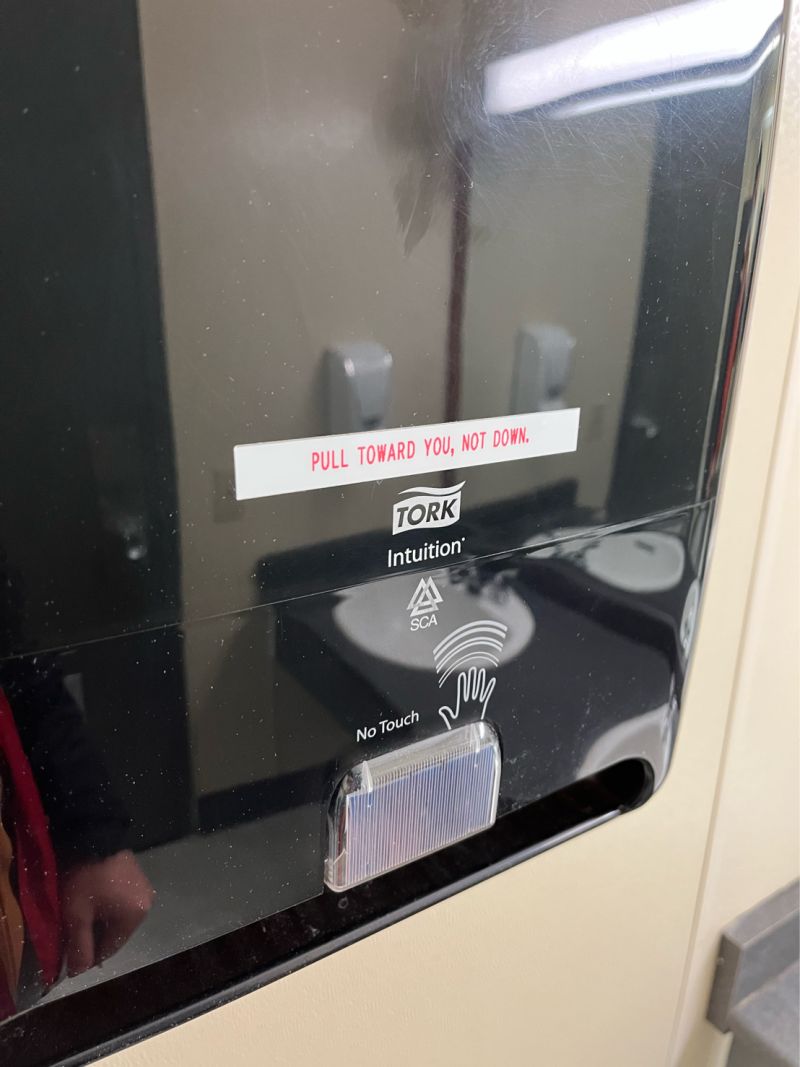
(392, 482, 465, 536)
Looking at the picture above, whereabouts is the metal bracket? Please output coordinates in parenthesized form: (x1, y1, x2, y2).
(707, 880, 799, 1067)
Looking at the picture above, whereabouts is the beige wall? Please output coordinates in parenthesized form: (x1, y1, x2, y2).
(670, 17, 800, 1042)
(675, 307, 799, 1067)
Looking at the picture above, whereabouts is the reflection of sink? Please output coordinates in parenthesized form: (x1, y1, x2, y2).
(525, 528, 685, 594)
(334, 573, 534, 673)
(584, 532, 685, 593)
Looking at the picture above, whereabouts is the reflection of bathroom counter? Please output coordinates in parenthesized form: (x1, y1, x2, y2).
(275, 520, 688, 816)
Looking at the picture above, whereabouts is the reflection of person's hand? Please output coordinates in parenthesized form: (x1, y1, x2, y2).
(61, 849, 154, 976)
(439, 667, 496, 729)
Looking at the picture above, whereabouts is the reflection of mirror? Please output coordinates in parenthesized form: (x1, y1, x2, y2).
(582, 533, 685, 594)
(131, 0, 782, 627)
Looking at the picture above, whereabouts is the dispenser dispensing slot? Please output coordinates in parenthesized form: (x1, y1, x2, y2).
(325, 722, 501, 892)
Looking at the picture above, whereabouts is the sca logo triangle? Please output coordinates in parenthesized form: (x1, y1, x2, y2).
(407, 577, 443, 619)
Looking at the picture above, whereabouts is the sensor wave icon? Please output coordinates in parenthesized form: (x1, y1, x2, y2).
(433, 620, 508, 687)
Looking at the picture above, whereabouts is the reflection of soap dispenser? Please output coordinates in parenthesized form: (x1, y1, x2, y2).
(325, 342, 393, 433)
(511, 324, 576, 413)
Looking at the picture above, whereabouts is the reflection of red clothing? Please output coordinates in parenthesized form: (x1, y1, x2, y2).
(0, 689, 62, 1013)
(0, 971, 13, 1023)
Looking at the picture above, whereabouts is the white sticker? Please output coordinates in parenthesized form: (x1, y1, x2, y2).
(234, 408, 580, 501)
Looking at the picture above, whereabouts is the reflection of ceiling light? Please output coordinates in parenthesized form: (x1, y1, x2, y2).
(483, 0, 782, 117)
(553, 34, 780, 119)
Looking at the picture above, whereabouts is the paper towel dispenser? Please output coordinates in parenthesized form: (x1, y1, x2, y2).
(0, 0, 785, 1061)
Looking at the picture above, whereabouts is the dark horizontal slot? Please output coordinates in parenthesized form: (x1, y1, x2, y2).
(1, 759, 652, 1067)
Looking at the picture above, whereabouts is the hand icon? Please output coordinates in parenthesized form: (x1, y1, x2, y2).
(438, 667, 496, 730)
